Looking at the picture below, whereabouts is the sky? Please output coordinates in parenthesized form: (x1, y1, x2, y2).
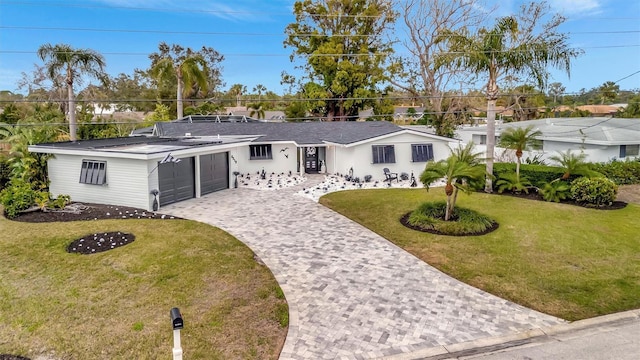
(0, 0, 638, 97)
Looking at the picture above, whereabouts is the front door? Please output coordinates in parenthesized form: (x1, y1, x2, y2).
(305, 147, 318, 173)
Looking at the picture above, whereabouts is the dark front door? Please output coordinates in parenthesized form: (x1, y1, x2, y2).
(305, 147, 318, 173)
(158, 157, 195, 206)
(200, 152, 229, 195)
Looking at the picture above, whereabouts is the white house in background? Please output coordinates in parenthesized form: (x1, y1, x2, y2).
(29, 118, 459, 211)
(457, 117, 640, 164)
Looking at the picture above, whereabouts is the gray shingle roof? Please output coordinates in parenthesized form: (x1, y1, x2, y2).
(459, 117, 640, 144)
(154, 121, 404, 145)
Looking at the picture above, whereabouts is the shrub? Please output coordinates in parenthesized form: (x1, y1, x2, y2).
(0, 178, 43, 218)
(0, 155, 11, 191)
(493, 163, 580, 187)
(570, 177, 618, 207)
(539, 180, 571, 202)
(407, 201, 496, 236)
(495, 172, 533, 194)
(592, 159, 640, 185)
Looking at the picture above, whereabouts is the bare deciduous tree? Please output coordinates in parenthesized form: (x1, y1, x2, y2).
(391, 0, 489, 136)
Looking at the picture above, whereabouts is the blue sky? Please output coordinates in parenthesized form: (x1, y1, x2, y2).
(0, 0, 638, 96)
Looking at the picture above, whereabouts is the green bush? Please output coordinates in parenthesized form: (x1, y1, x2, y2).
(570, 177, 618, 207)
(0, 178, 70, 218)
(539, 180, 571, 202)
(0, 178, 44, 218)
(0, 156, 11, 191)
(408, 201, 496, 235)
(494, 163, 586, 188)
(592, 159, 640, 185)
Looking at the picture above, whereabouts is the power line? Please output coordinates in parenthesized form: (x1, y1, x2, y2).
(2, 25, 639, 38)
(1, 43, 639, 58)
(613, 70, 640, 84)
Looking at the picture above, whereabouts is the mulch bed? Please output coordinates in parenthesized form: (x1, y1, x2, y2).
(67, 231, 135, 255)
(400, 212, 499, 236)
(10, 203, 180, 222)
(5, 203, 180, 256)
(491, 191, 628, 210)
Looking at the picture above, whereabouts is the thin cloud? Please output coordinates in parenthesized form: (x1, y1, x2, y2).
(548, 0, 603, 16)
(89, 0, 270, 22)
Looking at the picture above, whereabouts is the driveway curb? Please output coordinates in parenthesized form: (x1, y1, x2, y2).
(379, 309, 640, 360)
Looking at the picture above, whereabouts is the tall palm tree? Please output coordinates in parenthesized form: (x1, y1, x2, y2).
(253, 84, 267, 101)
(498, 125, 542, 180)
(420, 145, 487, 221)
(37, 43, 107, 141)
(549, 150, 602, 180)
(443, 5, 581, 192)
(150, 51, 209, 119)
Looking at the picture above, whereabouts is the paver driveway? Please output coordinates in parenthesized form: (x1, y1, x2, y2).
(162, 177, 564, 360)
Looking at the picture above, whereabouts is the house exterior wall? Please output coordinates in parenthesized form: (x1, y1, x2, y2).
(48, 154, 153, 210)
(334, 132, 456, 181)
(234, 142, 299, 175)
(542, 141, 618, 163)
(471, 141, 619, 165)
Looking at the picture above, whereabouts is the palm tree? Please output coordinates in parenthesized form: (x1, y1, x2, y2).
(443, 5, 581, 192)
(37, 43, 107, 141)
(498, 125, 542, 180)
(420, 145, 487, 221)
(549, 150, 602, 180)
(150, 49, 209, 120)
(253, 84, 267, 101)
(248, 103, 265, 120)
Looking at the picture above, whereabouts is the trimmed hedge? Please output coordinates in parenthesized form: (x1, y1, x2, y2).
(493, 163, 580, 187)
(592, 160, 640, 185)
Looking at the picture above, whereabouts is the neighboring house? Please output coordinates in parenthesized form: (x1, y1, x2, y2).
(457, 117, 640, 163)
(554, 105, 623, 117)
(29, 119, 459, 211)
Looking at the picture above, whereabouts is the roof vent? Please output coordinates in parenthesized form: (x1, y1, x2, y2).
(185, 132, 191, 137)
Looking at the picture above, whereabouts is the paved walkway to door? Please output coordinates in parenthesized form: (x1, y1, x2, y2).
(161, 177, 564, 360)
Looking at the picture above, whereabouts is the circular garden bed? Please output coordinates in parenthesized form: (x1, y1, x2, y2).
(401, 201, 499, 236)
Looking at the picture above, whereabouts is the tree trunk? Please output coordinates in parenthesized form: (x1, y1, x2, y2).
(177, 76, 184, 119)
(516, 154, 521, 181)
(67, 82, 77, 141)
(484, 73, 499, 193)
(445, 195, 452, 221)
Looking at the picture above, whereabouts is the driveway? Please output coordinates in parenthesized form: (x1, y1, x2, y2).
(161, 177, 564, 360)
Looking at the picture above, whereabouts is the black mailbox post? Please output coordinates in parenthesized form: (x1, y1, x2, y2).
(170, 307, 183, 330)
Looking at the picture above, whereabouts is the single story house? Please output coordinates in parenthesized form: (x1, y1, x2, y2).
(29, 120, 459, 211)
(457, 117, 640, 163)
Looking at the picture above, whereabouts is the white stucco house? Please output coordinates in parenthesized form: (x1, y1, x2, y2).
(29, 118, 459, 211)
(457, 117, 640, 164)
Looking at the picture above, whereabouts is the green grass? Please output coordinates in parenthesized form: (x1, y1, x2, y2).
(0, 217, 287, 359)
(320, 188, 640, 321)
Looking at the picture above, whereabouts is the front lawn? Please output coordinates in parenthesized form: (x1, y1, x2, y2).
(0, 217, 287, 359)
(320, 189, 640, 321)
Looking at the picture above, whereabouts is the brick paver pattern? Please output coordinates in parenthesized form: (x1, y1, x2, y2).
(162, 176, 564, 360)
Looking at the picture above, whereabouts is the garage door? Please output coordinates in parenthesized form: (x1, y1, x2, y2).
(200, 152, 229, 195)
(158, 157, 195, 206)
